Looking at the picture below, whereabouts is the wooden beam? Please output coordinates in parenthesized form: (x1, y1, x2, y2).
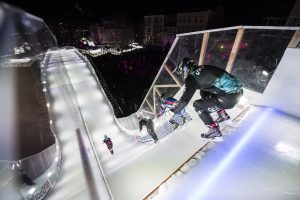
(153, 88, 156, 115)
(163, 64, 183, 87)
(154, 84, 180, 88)
(145, 99, 154, 112)
(198, 32, 210, 65)
(154, 87, 161, 96)
(225, 28, 245, 73)
(288, 30, 300, 48)
(141, 109, 155, 116)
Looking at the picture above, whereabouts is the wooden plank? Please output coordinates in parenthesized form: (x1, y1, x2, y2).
(145, 99, 154, 112)
(141, 109, 155, 116)
(153, 88, 156, 115)
(288, 30, 300, 48)
(163, 64, 183, 87)
(198, 32, 210, 65)
(225, 28, 245, 73)
(154, 87, 161, 97)
(154, 84, 180, 88)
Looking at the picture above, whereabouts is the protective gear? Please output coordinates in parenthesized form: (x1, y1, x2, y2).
(201, 123, 222, 139)
(216, 109, 230, 124)
(169, 119, 179, 129)
(174, 57, 194, 80)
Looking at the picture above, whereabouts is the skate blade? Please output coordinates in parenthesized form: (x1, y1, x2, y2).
(200, 136, 223, 142)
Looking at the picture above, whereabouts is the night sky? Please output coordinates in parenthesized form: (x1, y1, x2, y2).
(4, 0, 296, 26)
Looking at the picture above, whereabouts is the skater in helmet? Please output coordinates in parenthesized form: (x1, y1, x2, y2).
(138, 116, 159, 143)
(103, 135, 114, 155)
(158, 92, 188, 128)
(170, 57, 243, 139)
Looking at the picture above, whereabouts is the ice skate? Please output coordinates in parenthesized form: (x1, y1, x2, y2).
(201, 126, 223, 142)
(169, 119, 179, 129)
(182, 117, 186, 125)
(186, 115, 193, 122)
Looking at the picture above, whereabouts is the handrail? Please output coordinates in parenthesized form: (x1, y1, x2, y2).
(177, 25, 300, 37)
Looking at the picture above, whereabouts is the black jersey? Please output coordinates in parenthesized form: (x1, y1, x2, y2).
(172, 65, 242, 113)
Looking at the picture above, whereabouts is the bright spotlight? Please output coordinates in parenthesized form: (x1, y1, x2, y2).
(262, 70, 269, 76)
(29, 188, 36, 195)
(238, 96, 248, 106)
(47, 172, 52, 177)
(55, 156, 59, 162)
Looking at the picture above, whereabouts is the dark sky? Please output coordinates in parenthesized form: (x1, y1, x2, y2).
(4, 0, 296, 25)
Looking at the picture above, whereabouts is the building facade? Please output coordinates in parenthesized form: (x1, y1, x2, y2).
(144, 15, 166, 45)
(90, 25, 134, 48)
(144, 10, 222, 46)
(176, 11, 210, 33)
(89, 16, 135, 48)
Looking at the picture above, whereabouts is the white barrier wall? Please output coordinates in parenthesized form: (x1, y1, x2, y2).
(261, 48, 300, 118)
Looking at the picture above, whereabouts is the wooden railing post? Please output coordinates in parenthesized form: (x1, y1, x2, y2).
(288, 30, 300, 48)
(163, 64, 183, 87)
(198, 32, 210, 65)
(225, 28, 245, 73)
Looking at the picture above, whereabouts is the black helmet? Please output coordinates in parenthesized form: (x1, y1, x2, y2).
(174, 57, 194, 80)
(160, 92, 167, 101)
